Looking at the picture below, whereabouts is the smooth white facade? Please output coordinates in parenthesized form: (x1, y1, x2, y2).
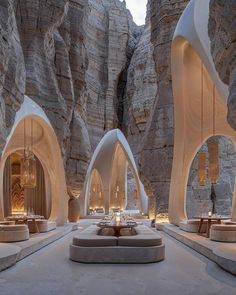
(169, 0, 236, 225)
(80, 129, 148, 216)
(0, 96, 68, 225)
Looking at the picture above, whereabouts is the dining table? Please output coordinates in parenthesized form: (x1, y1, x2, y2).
(97, 221, 137, 236)
(193, 215, 231, 238)
(5, 215, 44, 233)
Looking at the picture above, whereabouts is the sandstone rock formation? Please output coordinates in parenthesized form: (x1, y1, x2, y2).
(125, 1, 157, 160)
(186, 136, 236, 218)
(136, 0, 189, 213)
(0, 0, 25, 150)
(209, 0, 236, 130)
(0, 0, 142, 197)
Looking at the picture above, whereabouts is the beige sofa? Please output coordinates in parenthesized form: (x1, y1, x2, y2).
(210, 224, 236, 242)
(70, 225, 165, 263)
(0, 224, 29, 242)
(27, 219, 56, 233)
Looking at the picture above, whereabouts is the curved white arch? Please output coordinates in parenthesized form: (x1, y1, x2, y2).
(173, 0, 228, 102)
(80, 129, 148, 216)
(169, 0, 236, 225)
(88, 168, 104, 210)
(0, 96, 68, 225)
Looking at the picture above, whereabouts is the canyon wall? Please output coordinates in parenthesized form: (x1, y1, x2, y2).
(186, 136, 236, 218)
(134, 0, 189, 215)
(0, 0, 142, 197)
(209, 0, 236, 131)
(0, 0, 25, 150)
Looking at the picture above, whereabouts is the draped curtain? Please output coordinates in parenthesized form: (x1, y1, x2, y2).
(24, 157, 49, 218)
(3, 157, 12, 217)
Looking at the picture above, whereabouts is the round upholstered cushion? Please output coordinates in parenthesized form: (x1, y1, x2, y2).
(98, 228, 115, 236)
(73, 234, 117, 247)
(27, 220, 56, 233)
(0, 226, 29, 242)
(118, 234, 162, 247)
(120, 228, 137, 236)
(211, 224, 236, 231)
(0, 225, 28, 231)
(222, 221, 236, 225)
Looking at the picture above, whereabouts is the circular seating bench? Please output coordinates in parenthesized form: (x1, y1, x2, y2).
(210, 224, 236, 242)
(70, 225, 165, 264)
(179, 219, 207, 233)
(0, 225, 29, 242)
(27, 220, 56, 233)
(222, 220, 236, 225)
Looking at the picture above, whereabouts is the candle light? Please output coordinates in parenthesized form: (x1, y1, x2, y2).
(116, 212, 121, 225)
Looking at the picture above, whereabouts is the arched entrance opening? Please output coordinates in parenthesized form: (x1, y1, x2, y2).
(81, 129, 148, 217)
(88, 169, 104, 214)
(3, 151, 51, 218)
(110, 143, 127, 211)
(169, 0, 236, 225)
(186, 135, 236, 219)
(0, 96, 68, 225)
(126, 165, 140, 211)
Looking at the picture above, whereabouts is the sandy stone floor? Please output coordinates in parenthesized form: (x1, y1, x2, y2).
(0, 221, 236, 295)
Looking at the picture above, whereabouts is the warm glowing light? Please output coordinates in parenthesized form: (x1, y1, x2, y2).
(12, 210, 25, 215)
(116, 212, 121, 224)
(20, 119, 37, 188)
(155, 213, 169, 224)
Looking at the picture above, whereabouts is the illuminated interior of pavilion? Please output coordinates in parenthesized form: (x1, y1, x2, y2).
(81, 129, 148, 217)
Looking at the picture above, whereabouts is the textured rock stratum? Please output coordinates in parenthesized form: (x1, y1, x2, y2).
(0, 0, 25, 149)
(187, 136, 236, 218)
(137, 0, 189, 212)
(0, 0, 141, 197)
(125, 1, 157, 159)
(209, 0, 236, 130)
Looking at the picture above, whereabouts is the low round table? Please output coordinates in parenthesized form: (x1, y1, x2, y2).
(193, 216, 231, 238)
(5, 215, 44, 233)
(97, 222, 137, 236)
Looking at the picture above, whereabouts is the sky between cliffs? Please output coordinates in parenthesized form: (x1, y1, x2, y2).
(125, 0, 147, 25)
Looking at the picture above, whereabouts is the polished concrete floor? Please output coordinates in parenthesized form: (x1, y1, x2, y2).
(0, 221, 236, 295)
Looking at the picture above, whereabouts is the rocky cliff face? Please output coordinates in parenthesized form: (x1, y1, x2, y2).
(135, 0, 189, 214)
(0, 0, 141, 196)
(209, 0, 236, 130)
(186, 136, 236, 218)
(0, 0, 25, 150)
(0, 0, 191, 211)
(125, 1, 157, 160)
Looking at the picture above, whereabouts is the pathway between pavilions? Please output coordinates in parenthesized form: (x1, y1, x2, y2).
(0, 220, 235, 295)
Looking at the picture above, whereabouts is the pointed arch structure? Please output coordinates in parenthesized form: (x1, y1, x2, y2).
(88, 168, 104, 210)
(0, 96, 68, 225)
(170, 0, 236, 225)
(81, 129, 148, 216)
